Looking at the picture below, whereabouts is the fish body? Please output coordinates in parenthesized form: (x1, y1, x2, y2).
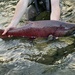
(0, 20, 75, 39)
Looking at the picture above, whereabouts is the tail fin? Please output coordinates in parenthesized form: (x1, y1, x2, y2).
(0, 29, 4, 34)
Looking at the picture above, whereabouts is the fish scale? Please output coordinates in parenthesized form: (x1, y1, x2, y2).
(0, 20, 75, 39)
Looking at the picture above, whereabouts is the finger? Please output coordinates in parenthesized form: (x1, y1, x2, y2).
(2, 29, 8, 35)
(2, 27, 10, 35)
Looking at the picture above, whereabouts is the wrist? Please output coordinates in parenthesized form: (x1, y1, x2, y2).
(8, 24, 16, 28)
(10, 19, 19, 27)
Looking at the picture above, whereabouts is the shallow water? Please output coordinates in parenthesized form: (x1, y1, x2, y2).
(0, 0, 75, 75)
(0, 37, 75, 75)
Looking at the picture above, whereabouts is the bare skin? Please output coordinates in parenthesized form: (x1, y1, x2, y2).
(50, 0, 60, 20)
(2, 0, 60, 35)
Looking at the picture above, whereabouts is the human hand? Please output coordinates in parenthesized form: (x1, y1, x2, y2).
(2, 26, 15, 35)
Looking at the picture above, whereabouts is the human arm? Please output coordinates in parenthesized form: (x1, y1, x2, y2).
(50, 0, 60, 20)
(2, 0, 29, 35)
